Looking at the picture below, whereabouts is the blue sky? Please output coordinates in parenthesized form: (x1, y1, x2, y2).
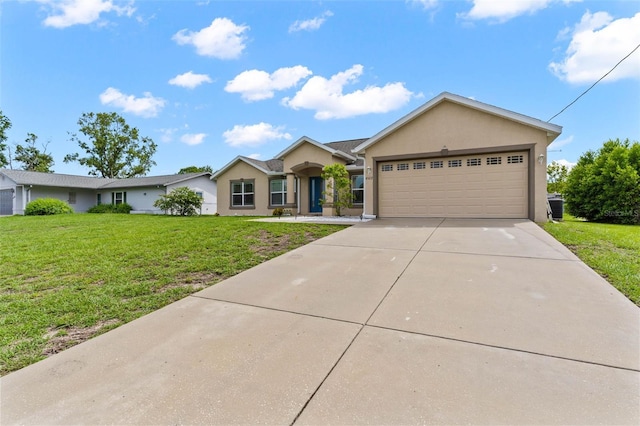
(1, 0, 639, 176)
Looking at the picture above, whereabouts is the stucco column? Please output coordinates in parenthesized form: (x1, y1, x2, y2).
(286, 173, 295, 206)
(322, 176, 335, 216)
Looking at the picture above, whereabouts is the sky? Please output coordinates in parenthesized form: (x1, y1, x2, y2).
(1, 0, 639, 177)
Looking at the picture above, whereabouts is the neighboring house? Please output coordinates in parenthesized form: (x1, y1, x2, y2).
(0, 170, 217, 215)
(214, 92, 562, 222)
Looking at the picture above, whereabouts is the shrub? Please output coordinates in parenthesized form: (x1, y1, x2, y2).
(272, 207, 284, 217)
(87, 203, 132, 214)
(24, 198, 74, 216)
(565, 138, 640, 224)
(154, 187, 202, 216)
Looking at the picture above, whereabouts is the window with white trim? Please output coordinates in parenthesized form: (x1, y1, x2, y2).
(352, 175, 364, 204)
(231, 180, 254, 208)
(68, 192, 76, 204)
(112, 191, 126, 205)
(269, 179, 287, 206)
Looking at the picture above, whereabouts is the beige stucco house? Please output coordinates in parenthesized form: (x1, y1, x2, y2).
(213, 92, 562, 222)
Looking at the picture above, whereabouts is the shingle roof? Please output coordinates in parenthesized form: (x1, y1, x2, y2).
(242, 157, 284, 173)
(0, 169, 113, 189)
(0, 169, 211, 190)
(324, 138, 368, 156)
(99, 172, 211, 189)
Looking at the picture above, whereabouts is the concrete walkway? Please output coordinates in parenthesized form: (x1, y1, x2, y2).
(2, 218, 639, 425)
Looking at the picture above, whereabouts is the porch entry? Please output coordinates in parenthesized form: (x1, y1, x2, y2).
(309, 177, 323, 213)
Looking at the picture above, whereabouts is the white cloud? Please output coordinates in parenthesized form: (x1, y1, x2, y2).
(549, 11, 640, 84)
(172, 18, 249, 59)
(460, 0, 580, 23)
(407, 0, 439, 10)
(289, 11, 333, 33)
(37, 0, 135, 29)
(555, 159, 577, 169)
(282, 65, 414, 120)
(99, 87, 166, 118)
(157, 128, 177, 143)
(180, 133, 207, 146)
(248, 153, 261, 160)
(548, 135, 574, 151)
(168, 71, 213, 89)
(225, 66, 312, 101)
(223, 123, 292, 148)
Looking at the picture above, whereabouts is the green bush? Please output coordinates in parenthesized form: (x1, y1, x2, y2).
(87, 203, 132, 214)
(153, 187, 202, 216)
(24, 198, 74, 216)
(565, 138, 640, 224)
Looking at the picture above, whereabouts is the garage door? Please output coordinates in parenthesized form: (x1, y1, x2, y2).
(0, 189, 13, 215)
(378, 152, 528, 218)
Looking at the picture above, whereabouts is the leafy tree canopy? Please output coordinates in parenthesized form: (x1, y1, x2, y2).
(565, 138, 640, 224)
(546, 161, 569, 195)
(321, 163, 354, 216)
(14, 133, 54, 173)
(64, 112, 157, 178)
(178, 165, 213, 174)
(0, 110, 11, 168)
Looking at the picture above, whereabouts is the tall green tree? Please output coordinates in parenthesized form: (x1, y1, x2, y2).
(546, 161, 569, 194)
(565, 138, 640, 224)
(64, 112, 157, 178)
(0, 110, 11, 168)
(14, 133, 55, 173)
(321, 163, 354, 216)
(178, 165, 213, 174)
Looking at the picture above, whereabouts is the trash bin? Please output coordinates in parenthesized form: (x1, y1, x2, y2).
(548, 197, 564, 220)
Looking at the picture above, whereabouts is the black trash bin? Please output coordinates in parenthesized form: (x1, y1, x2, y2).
(548, 197, 564, 220)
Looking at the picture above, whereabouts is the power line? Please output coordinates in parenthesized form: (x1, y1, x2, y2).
(547, 42, 640, 123)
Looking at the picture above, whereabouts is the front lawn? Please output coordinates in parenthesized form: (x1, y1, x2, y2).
(0, 214, 347, 376)
(543, 215, 640, 306)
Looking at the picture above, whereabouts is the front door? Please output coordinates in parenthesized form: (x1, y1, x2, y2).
(309, 177, 323, 213)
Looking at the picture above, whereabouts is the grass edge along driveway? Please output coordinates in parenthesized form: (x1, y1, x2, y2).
(0, 214, 347, 376)
(542, 215, 640, 307)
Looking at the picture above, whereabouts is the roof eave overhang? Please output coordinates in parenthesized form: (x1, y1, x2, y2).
(212, 157, 272, 180)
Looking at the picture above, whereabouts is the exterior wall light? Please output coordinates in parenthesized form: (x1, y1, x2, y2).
(538, 154, 545, 165)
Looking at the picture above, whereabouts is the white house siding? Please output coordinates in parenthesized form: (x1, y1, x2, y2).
(166, 176, 217, 215)
(29, 187, 96, 213)
(101, 187, 167, 213)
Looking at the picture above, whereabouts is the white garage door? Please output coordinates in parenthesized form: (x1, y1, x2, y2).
(378, 152, 528, 218)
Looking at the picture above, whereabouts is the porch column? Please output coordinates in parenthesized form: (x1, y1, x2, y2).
(322, 176, 335, 216)
(286, 173, 295, 207)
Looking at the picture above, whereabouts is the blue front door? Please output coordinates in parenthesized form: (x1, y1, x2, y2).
(309, 177, 323, 213)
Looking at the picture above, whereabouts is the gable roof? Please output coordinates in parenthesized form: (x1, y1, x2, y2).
(353, 92, 563, 153)
(0, 169, 212, 190)
(274, 136, 358, 162)
(211, 156, 284, 179)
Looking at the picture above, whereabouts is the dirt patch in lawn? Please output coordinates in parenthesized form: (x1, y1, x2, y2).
(159, 271, 223, 293)
(43, 319, 120, 356)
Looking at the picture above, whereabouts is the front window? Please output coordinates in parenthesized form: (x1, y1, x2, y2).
(231, 180, 254, 208)
(113, 191, 126, 205)
(352, 175, 364, 204)
(270, 179, 287, 206)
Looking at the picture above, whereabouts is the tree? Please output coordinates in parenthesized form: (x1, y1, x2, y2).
(64, 112, 157, 178)
(320, 163, 354, 216)
(0, 110, 11, 168)
(178, 165, 213, 174)
(546, 161, 569, 195)
(153, 186, 203, 216)
(564, 138, 640, 224)
(14, 133, 55, 173)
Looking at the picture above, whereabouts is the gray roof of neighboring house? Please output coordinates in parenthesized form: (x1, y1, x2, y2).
(0, 169, 113, 189)
(99, 172, 212, 189)
(0, 169, 212, 190)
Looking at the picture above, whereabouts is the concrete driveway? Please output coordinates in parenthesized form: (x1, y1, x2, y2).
(2, 218, 639, 425)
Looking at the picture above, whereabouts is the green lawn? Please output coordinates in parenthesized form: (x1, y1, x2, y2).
(543, 215, 640, 306)
(0, 214, 346, 376)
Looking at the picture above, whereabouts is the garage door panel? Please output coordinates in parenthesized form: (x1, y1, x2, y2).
(378, 152, 528, 218)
